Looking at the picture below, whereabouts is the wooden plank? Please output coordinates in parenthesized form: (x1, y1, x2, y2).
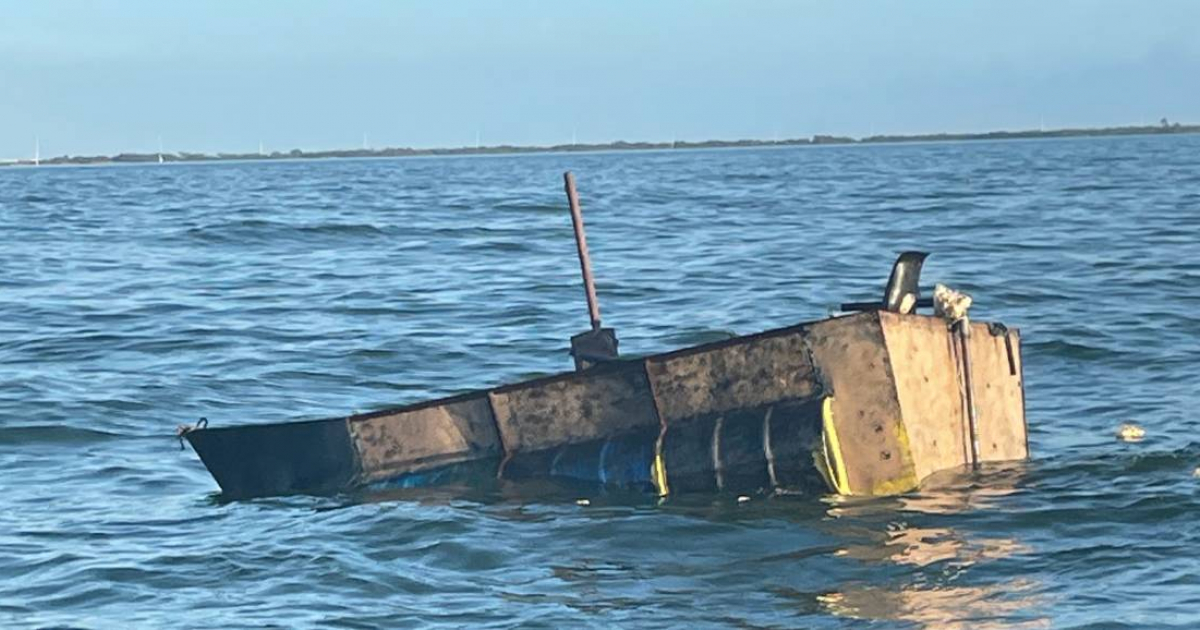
(966, 325, 1028, 462)
(347, 395, 501, 483)
(805, 313, 918, 496)
(489, 362, 659, 455)
(644, 330, 819, 424)
(880, 313, 972, 482)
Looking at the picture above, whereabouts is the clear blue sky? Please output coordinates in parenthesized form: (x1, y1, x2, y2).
(2, 0, 1197, 157)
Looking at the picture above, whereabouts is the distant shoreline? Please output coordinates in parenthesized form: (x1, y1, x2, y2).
(6, 121, 1198, 167)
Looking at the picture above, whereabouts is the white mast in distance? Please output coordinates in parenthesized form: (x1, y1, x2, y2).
(34, 136, 40, 166)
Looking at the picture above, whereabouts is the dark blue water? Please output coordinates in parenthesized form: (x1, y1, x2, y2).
(2, 136, 1199, 628)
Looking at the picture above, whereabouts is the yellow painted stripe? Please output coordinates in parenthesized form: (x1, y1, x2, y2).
(869, 416, 919, 496)
(651, 450, 670, 497)
(822, 397, 852, 495)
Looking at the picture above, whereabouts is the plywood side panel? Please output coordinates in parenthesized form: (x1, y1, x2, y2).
(644, 331, 819, 425)
(489, 363, 659, 455)
(348, 395, 501, 482)
(805, 313, 918, 495)
(880, 313, 971, 483)
(966, 325, 1028, 463)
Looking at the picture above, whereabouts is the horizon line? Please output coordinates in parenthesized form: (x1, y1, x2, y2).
(6, 120, 1198, 167)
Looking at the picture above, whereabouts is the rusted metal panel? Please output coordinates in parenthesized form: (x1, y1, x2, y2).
(879, 312, 972, 482)
(185, 418, 358, 499)
(347, 394, 501, 483)
(965, 325, 1028, 463)
(805, 312, 918, 496)
(488, 362, 659, 455)
(644, 330, 819, 424)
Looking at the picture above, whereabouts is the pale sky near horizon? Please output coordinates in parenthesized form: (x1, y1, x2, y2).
(1, 0, 1198, 158)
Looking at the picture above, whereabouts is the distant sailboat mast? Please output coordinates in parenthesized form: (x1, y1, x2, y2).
(34, 136, 40, 166)
(157, 135, 164, 164)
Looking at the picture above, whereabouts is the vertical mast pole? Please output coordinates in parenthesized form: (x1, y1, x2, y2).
(564, 171, 601, 331)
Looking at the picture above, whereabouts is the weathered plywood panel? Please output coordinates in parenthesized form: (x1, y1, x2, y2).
(348, 395, 501, 482)
(645, 331, 819, 425)
(805, 313, 918, 496)
(880, 313, 971, 483)
(489, 363, 659, 455)
(966, 325, 1028, 463)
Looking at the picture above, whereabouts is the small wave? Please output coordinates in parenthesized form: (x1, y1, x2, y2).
(661, 329, 741, 347)
(0, 425, 120, 445)
(1027, 339, 1124, 361)
(493, 203, 563, 214)
(182, 220, 388, 244)
(1039, 442, 1200, 479)
(1062, 183, 1124, 192)
(295, 223, 387, 237)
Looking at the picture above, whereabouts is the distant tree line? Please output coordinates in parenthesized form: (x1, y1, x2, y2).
(11, 121, 1199, 167)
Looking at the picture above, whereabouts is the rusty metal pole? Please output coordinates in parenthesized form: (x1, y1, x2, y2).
(562, 172, 618, 370)
(564, 171, 601, 331)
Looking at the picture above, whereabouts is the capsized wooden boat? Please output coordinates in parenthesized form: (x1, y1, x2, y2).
(183, 308, 1027, 500)
(181, 175, 1028, 500)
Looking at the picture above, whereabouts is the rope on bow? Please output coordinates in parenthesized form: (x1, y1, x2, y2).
(176, 417, 209, 450)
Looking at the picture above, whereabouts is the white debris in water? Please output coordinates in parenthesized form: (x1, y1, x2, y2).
(1192, 468, 1200, 479)
(737, 495, 751, 504)
(575, 498, 591, 507)
(1116, 423, 1145, 442)
(933, 284, 973, 322)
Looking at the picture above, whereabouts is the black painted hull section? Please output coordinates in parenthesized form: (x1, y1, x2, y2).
(187, 419, 357, 499)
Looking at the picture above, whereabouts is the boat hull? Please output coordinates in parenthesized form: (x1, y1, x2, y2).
(186, 311, 1027, 499)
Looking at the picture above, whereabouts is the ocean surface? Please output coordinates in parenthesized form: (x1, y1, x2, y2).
(2, 135, 1198, 629)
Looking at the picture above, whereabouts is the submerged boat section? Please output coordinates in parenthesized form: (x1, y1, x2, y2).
(185, 310, 1027, 500)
